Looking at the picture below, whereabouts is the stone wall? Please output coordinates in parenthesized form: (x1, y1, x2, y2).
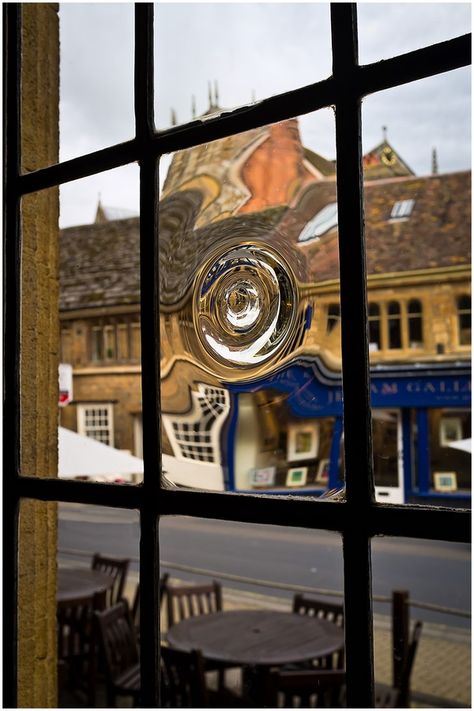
(18, 4, 59, 707)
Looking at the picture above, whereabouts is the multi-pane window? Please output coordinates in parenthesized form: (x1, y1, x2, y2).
(368, 299, 424, 353)
(4, 5, 470, 709)
(457, 294, 471, 345)
(77, 404, 114, 446)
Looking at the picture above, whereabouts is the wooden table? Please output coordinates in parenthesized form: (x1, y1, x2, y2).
(57, 567, 115, 606)
(167, 609, 344, 704)
(57, 568, 115, 705)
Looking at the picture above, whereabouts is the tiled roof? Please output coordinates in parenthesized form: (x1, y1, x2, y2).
(291, 171, 471, 282)
(60, 217, 141, 311)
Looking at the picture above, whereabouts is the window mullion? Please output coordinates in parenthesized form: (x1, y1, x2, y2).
(135, 4, 161, 707)
(331, 3, 374, 707)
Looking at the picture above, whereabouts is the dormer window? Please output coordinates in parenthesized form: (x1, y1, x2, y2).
(390, 199, 415, 220)
(298, 202, 338, 243)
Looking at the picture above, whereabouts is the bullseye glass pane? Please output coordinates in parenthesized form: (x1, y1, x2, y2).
(159, 110, 345, 497)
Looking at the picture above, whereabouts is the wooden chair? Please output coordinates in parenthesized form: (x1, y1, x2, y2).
(160, 645, 248, 708)
(57, 593, 97, 705)
(375, 620, 423, 708)
(94, 599, 141, 707)
(91, 553, 129, 607)
(166, 580, 237, 692)
(166, 580, 222, 628)
(292, 594, 345, 669)
(160, 645, 209, 707)
(263, 668, 347, 708)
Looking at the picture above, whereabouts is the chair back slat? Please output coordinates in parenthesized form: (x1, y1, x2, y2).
(94, 600, 140, 705)
(166, 580, 222, 628)
(91, 553, 130, 607)
(292, 594, 344, 669)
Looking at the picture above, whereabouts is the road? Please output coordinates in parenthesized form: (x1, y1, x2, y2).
(58, 503, 471, 628)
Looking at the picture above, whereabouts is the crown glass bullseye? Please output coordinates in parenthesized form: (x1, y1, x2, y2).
(194, 244, 297, 368)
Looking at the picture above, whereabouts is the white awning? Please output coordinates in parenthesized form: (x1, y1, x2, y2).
(58, 426, 144, 481)
(447, 438, 471, 453)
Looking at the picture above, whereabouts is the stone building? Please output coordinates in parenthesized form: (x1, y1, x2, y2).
(59, 112, 471, 504)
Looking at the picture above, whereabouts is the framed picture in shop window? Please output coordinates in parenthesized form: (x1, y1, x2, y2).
(286, 467, 308, 487)
(287, 423, 319, 462)
(439, 417, 463, 447)
(433, 472, 458, 492)
(316, 458, 330, 483)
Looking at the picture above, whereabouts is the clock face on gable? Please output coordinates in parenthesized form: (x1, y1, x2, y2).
(381, 146, 396, 166)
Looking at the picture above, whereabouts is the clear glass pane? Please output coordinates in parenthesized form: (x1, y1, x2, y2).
(58, 165, 143, 482)
(159, 110, 345, 497)
(59, 3, 134, 163)
(160, 517, 344, 705)
(363, 70, 471, 505)
(154, 3, 332, 130)
(372, 537, 470, 708)
(19, 499, 140, 707)
(358, 3, 471, 65)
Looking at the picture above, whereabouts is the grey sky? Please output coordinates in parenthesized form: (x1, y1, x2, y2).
(58, 2, 471, 228)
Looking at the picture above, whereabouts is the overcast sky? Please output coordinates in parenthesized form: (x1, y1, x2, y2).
(58, 2, 471, 228)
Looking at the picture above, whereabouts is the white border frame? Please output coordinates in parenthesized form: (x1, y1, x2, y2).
(287, 422, 319, 462)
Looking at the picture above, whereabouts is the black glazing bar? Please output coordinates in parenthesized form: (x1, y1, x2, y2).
(3, 4, 21, 706)
(15, 475, 471, 543)
(15, 32, 470, 198)
(331, 4, 374, 707)
(359, 33, 471, 97)
(135, 3, 155, 140)
(135, 5, 161, 703)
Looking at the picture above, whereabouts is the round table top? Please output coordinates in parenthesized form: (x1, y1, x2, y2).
(166, 609, 344, 667)
(57, 567, 114, 603)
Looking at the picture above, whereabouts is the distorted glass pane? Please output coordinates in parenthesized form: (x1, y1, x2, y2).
(363, 69, 471, 506)
(159, 109, 346, 497)
(372, 537, 470, 708)
(358, 3, 471, 65)
(154, 3, 331, 130)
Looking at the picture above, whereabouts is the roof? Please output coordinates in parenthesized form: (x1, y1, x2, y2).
(291, 171, 471, 282)
(60, 217, 140, 311)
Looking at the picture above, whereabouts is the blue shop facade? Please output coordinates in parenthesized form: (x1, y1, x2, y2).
(223, 358, 471, 506)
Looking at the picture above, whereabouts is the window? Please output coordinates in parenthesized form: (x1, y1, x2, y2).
(77, 404, 114, 446)
(326, 302, 341, 333)
(89, 320, 141, 363)
(390, 198, 415, 219)
(4, 6, 470, 708)
(408, 299, 423, 348)
(457, 294, 471, 345)
(368, 302, 381, 351)
(387, 301, 402, 349)
(297, 202, 338, 242)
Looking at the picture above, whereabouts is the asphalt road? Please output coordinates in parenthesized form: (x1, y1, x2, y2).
(58, 503, 471, 628)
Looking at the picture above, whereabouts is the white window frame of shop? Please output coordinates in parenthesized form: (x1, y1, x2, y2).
(77, 403, 115, 447)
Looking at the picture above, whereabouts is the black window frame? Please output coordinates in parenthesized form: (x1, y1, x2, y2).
(3, 4, 471, 707)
